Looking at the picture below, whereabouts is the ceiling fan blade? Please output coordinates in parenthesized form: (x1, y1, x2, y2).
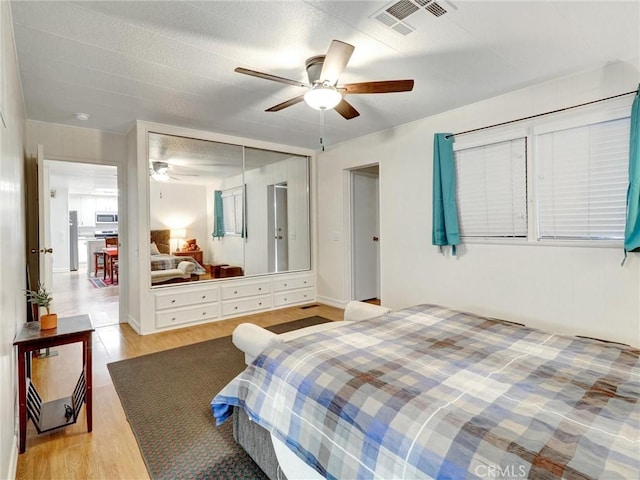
(234, 67, 309, 88)
(266, 94, 306, 112)
(334, 98, 360, 120)
(320, 40, 355, 85)
(340, 79, 414, 94)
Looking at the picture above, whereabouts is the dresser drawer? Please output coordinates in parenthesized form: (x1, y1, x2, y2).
(156, 302, 219, 328)
(156, 288, 219, 310)
(222, 294, 272, 316)
(273, 288, 315, 307)
(272, 275, 314, 292)
(221, 281, 271, 300)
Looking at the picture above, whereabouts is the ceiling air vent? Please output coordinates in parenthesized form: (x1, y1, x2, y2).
(371, 0, 450, 36)
(425, 1, 447, 17)
(386, 0, 419, 20)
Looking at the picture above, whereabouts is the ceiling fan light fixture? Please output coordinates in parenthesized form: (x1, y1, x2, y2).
(151, 172, 169, 182)
(151, 161, 170, 181)
(304, 84, 342, 111)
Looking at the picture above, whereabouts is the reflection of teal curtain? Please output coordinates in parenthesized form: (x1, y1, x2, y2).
(624, 85, 640, 263)
(432, 133, 460, 254)
(212, 190, 225, 239)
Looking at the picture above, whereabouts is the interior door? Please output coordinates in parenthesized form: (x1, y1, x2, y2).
(37, 145, 54, 292)
(274, 184, 289, 272)
(352, 170, 380, 301)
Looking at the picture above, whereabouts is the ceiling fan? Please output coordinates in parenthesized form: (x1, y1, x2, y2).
(235, 40, 414, 119)
(150, 161, 199, 182)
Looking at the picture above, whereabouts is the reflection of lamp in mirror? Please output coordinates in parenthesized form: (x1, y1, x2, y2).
(171, 228, 186, 252)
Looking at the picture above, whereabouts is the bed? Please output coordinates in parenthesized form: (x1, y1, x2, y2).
(149, 229, 206, 284)
(212, 304, 640, 479)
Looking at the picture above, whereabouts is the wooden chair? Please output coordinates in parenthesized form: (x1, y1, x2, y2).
(93, 252, 104, 277)
(105, 236, 118, 247)
(113, 260, 119, 284)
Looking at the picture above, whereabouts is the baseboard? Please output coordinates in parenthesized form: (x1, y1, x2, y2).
(6, 433, 18, 480)
(316, 296, 349, 309)
(126, 314, 141, 334)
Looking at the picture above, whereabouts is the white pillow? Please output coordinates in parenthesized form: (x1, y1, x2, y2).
(150, 242, 161, 255)
(178, 261, 195, 274)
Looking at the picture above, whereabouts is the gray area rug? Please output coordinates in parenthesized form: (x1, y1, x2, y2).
(108, 315, 330, 480)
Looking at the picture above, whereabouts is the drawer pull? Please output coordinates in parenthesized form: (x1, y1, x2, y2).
(284, 298, 288, 301)
(304, 294, 307, 298)
(171, 300, 176, 304)
(202, 311, 207, 316)
(171, 317, 176, 322)
(234, 290, 238, 295)
(258, 287, 262, 291)
(303, 281, 307, 284)
(284, 283, 288, 287)
(258, 302, 262, 306)
(202, 295, 206, 299)
(234, 306, 238, 310)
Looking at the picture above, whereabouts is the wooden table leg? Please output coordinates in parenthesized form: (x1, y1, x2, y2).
(17, 346, 27, 453)
(85, 335, 93, 432)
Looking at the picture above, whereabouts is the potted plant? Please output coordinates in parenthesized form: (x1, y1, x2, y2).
(25, 282, 57, 330)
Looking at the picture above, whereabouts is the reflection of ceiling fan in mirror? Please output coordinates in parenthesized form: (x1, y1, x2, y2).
(149, 161, 200, 182)
(235, 39, 414, 119)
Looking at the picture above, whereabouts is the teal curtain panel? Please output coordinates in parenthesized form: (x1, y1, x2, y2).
(212, 190, 225, 239)
(432, 133, 460, 253)
(624, 85, 640, 260)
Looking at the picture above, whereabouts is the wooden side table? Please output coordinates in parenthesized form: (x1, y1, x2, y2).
(13, 315, 94, 453)
(173, 249, 203, 265)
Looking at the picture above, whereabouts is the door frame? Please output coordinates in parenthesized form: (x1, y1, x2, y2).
(344, 164, 381, 303)
(27, 146, 125, 323)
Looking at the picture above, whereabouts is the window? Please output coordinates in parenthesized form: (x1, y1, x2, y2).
(453, 100, 631, 245)
(535, 117, 630, 240)
(455, 137, 527, 238)
(222, 188, 243, 235)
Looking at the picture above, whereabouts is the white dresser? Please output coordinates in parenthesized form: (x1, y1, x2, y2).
(153, 272, 315, 330)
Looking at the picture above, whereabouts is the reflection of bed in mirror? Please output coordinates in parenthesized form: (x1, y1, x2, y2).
(150, 229, 207, 284)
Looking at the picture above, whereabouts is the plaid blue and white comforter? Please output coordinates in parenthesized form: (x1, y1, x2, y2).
(212, 304, 640, 479)
(150, 254, 206, 275)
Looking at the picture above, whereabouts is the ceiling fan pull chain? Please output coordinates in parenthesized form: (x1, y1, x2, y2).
(320, 111, 326, 152)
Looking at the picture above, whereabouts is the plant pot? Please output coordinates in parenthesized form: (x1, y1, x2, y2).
(40, 313, 58, 330)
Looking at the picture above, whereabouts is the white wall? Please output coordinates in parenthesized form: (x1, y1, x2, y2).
(0, 2, 26, 478)
(149, 180, 209, 252)
(317, 59, 640, 347)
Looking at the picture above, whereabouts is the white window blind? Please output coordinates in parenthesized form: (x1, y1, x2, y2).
(455, 137, 528, 238)
(535, 117, 630, 240)
(222, 189, 243, 235)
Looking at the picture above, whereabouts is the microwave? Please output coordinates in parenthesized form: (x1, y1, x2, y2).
(96, 212, 118, 223)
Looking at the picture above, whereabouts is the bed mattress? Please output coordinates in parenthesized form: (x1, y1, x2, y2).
(213, 304, 640, 479)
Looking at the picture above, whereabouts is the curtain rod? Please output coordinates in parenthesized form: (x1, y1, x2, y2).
(445, 89, 637, 140)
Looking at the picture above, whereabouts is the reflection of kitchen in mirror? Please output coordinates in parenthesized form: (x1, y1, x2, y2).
(148, 133, 310, 287)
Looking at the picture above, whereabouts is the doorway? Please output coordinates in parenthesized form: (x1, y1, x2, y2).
(28, 156, 120, 327)
(267, 182, 289, 272)
(351, 166, 380, 302)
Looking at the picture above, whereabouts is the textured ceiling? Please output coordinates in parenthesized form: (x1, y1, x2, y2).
(10, 0, 640, 151)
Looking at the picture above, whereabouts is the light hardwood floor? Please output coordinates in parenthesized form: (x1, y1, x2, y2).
(51, 265, 120, 328)
(15, 297, 344, 480)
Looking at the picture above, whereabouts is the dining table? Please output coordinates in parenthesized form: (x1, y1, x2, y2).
(102, 247, 118, 284)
